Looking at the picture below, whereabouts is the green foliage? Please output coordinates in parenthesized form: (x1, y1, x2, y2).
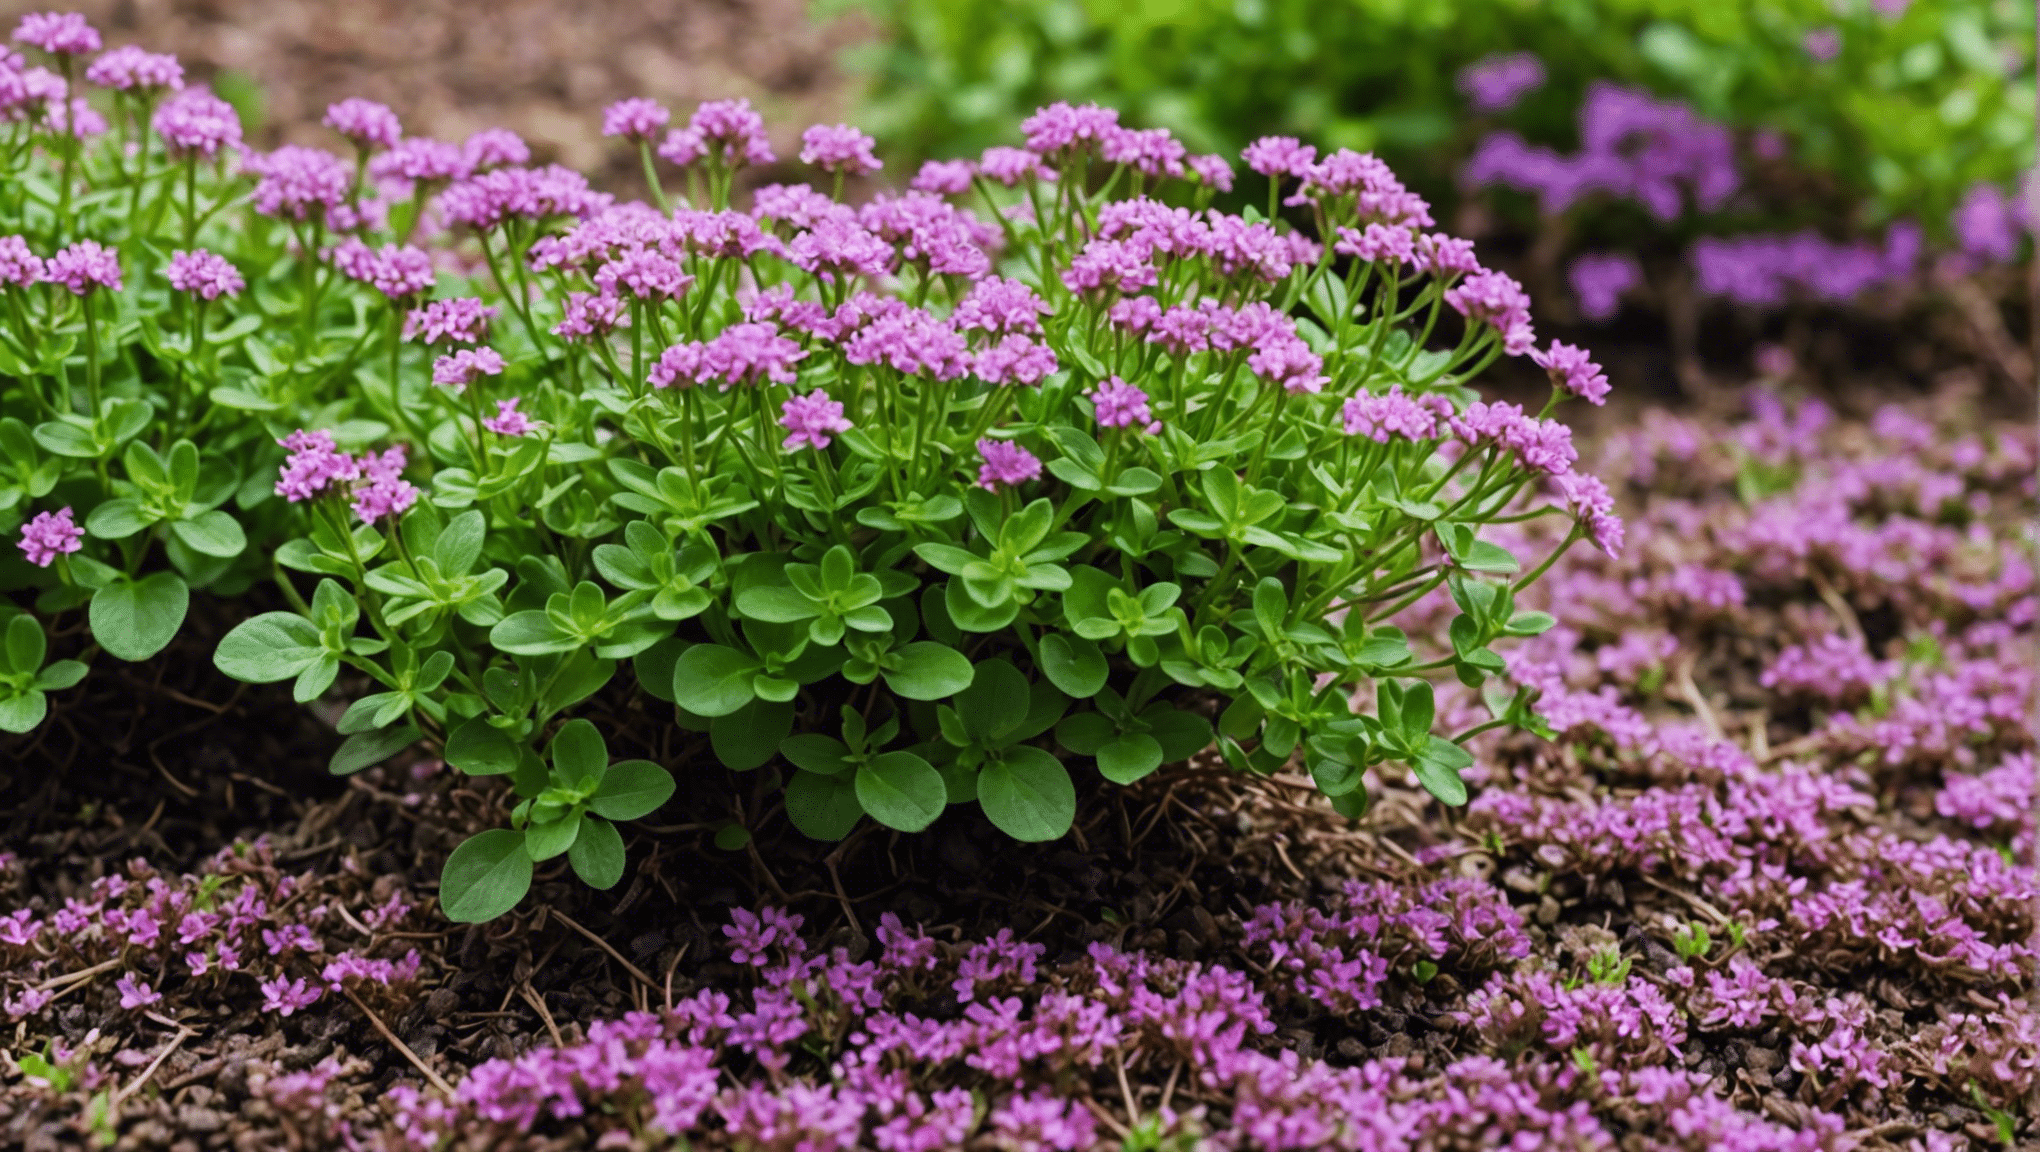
(836, 0, 2034, 229)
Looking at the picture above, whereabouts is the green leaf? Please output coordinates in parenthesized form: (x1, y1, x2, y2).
(1144, 706, 1213, 762)
(489, 611, 579, 656)
(524, 812, 581, 861)
(1401, 681, 1436, 745)
(445, 717, 521, 775)
(90, 573, 188, 662)
(569, 815, 627, 888)
(0, 691, 47, 733)
(33, 660, 87, 691)
(734, 584, 820, 623)
(589, 759, 676, 821)
(710, 698, 794, 771)
(854, 752, 947, 832)
(785, 768, 863, 841)
(780, 733, 855, 776)
(3, 614, 45, 674)
(330, 723, 421, 775)
(32, 420, 98, 458)
(954, 658, 1030, 744)
(549, 719, 608, 782)
(169, 510, 246, 558)
(434, 511, 485, 574)
(977, 746, 1075, 842)
(1038, 633, 1108, 697)
(440, 829, 534, 922)
(1311, 753, 1365, 797)
(1096, 732, 1164, 784)
(1412, 736, 1473, 806)
(85, 498, 154, 539)
(1252, 577, 1287, 639)
(882, 642, 975, 700)
(1460, 540, 1520, 574)
(1054, 711, 1115, 755)
(671, 644, 762, 717)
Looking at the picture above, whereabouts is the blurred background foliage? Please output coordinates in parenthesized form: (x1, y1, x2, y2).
(830, 0, 2034, 235)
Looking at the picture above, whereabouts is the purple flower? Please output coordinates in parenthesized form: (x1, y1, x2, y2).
(602, 97, 670, 143)
(437, 165, 610, 231)
(800, 123, 882, 175)
(330, 239, 436, 300)
(652, 323, 806, 390)
(1445, 268, 1535, 355)
(975, 440, 1041, 491)
(482, 397, 534, 437)
(952, 275, 1048, 336)
(275, 430, 358, 503)
(44, 239, 120, 295)
(681, 97, 775, 167)
(1248, 334, 1328, 395)
(788, 217, 893, 282)
(1555, 472, 1624, 557)
(404, 297, 497, 345)
(115, 975, 161, 1011)
(1458, 52, 1546, 113)
(1100, 125, 1186, 178)
(1241, 135, 1317, 180)
(1341, 385, 1440, 442)
(369, 136, 468, 184)
(260, 975, 322, 1017)
(1189, 153, 1235, 191)
(12, 12, 98, 56)
(778, 391, 852, 452)
(1334, 222, 1416, 265)
(910, 159, 975, 195)
(152, 88, 242, 159)
(978, 146, 1050, 187)
(1088, 376, 1159, 434)
(1953, 183, 2020, 264)
(1530, 341, 1611, 405)
(594, 249, 693, 300)
(841, 309, 970, 380)
(1020, 101, 1120, 155)
(461, 128, 529, 171)
(1568, 252, 1639, 321)
(350, 446, 417, 524)
(85, 45, 183, 92)
(553, 292, 628, 341)
(1061, 238, 1156, 295)
(1804, 27, 1841, 61)
(0, 235, 44, 287)
(972, 334, 1058, 387)
(323, 98, 401, 150)
(1413, 232, 1480, 277)
(248, 145, 351, 221)
(165, 249, 243, 300)
(433, 347, 506, 392)
(17, 507, 81, 567)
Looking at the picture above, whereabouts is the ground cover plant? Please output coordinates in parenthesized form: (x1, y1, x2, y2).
(0, 6, 2032, 1151)
(0, 377, 2028, 1148)
(0, 12, 1623, 925)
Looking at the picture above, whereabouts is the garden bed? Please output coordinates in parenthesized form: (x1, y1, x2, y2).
(1, 370, 2030, 1149)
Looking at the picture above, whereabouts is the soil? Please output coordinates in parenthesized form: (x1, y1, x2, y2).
(0, 0, 870, 188)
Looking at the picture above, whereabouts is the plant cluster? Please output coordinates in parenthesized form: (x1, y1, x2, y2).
(0, 15, 1622, 921)
(0, 378, 2030, 1149)
(836, 0, 2033, 252)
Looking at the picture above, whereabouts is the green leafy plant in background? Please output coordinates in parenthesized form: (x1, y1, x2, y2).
(833, 0, 2034, 232)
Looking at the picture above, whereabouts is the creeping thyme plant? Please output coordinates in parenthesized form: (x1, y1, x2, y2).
(0, 12, 1623, 921)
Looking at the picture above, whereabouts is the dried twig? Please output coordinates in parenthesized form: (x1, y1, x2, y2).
(112, 1027, 192, 1106)
(341, 985, 452, 1096)
(548, 908, 659, 993)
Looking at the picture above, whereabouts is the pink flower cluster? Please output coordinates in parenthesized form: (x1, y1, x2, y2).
(273, 430, 418, 524)
(16, 507, 82, 567)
